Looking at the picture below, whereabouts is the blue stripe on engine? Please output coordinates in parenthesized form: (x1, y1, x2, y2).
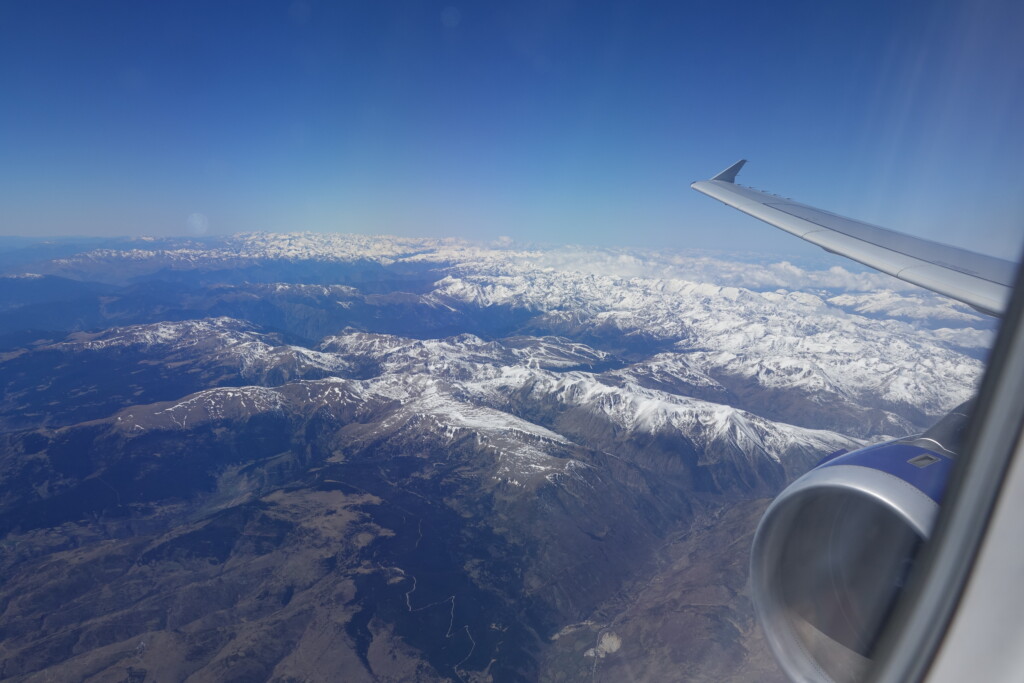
(818, 442, 954, 504)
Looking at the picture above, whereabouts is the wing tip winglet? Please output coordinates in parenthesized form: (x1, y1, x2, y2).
(711, 159, 747, 183)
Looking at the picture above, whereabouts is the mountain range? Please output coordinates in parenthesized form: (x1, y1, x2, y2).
(0, 234, 990, 681)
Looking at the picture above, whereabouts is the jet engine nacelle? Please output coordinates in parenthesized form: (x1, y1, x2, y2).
(750, 434, 957, 683)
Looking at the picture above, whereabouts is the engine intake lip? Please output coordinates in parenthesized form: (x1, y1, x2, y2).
(751, 463, 941, 683)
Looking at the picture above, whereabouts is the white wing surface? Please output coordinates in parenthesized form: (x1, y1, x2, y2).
(691, 160, 1016, 317)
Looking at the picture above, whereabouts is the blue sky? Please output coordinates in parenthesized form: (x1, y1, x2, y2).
(1, 0, 1021, 258)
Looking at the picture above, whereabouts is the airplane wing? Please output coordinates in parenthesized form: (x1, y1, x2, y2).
(690, 160, 1016, 317)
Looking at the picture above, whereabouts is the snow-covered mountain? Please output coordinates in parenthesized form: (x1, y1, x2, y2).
(0, 232, 996, 682)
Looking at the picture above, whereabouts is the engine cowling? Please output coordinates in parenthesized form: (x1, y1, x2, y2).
(749, 404, 969, 683)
